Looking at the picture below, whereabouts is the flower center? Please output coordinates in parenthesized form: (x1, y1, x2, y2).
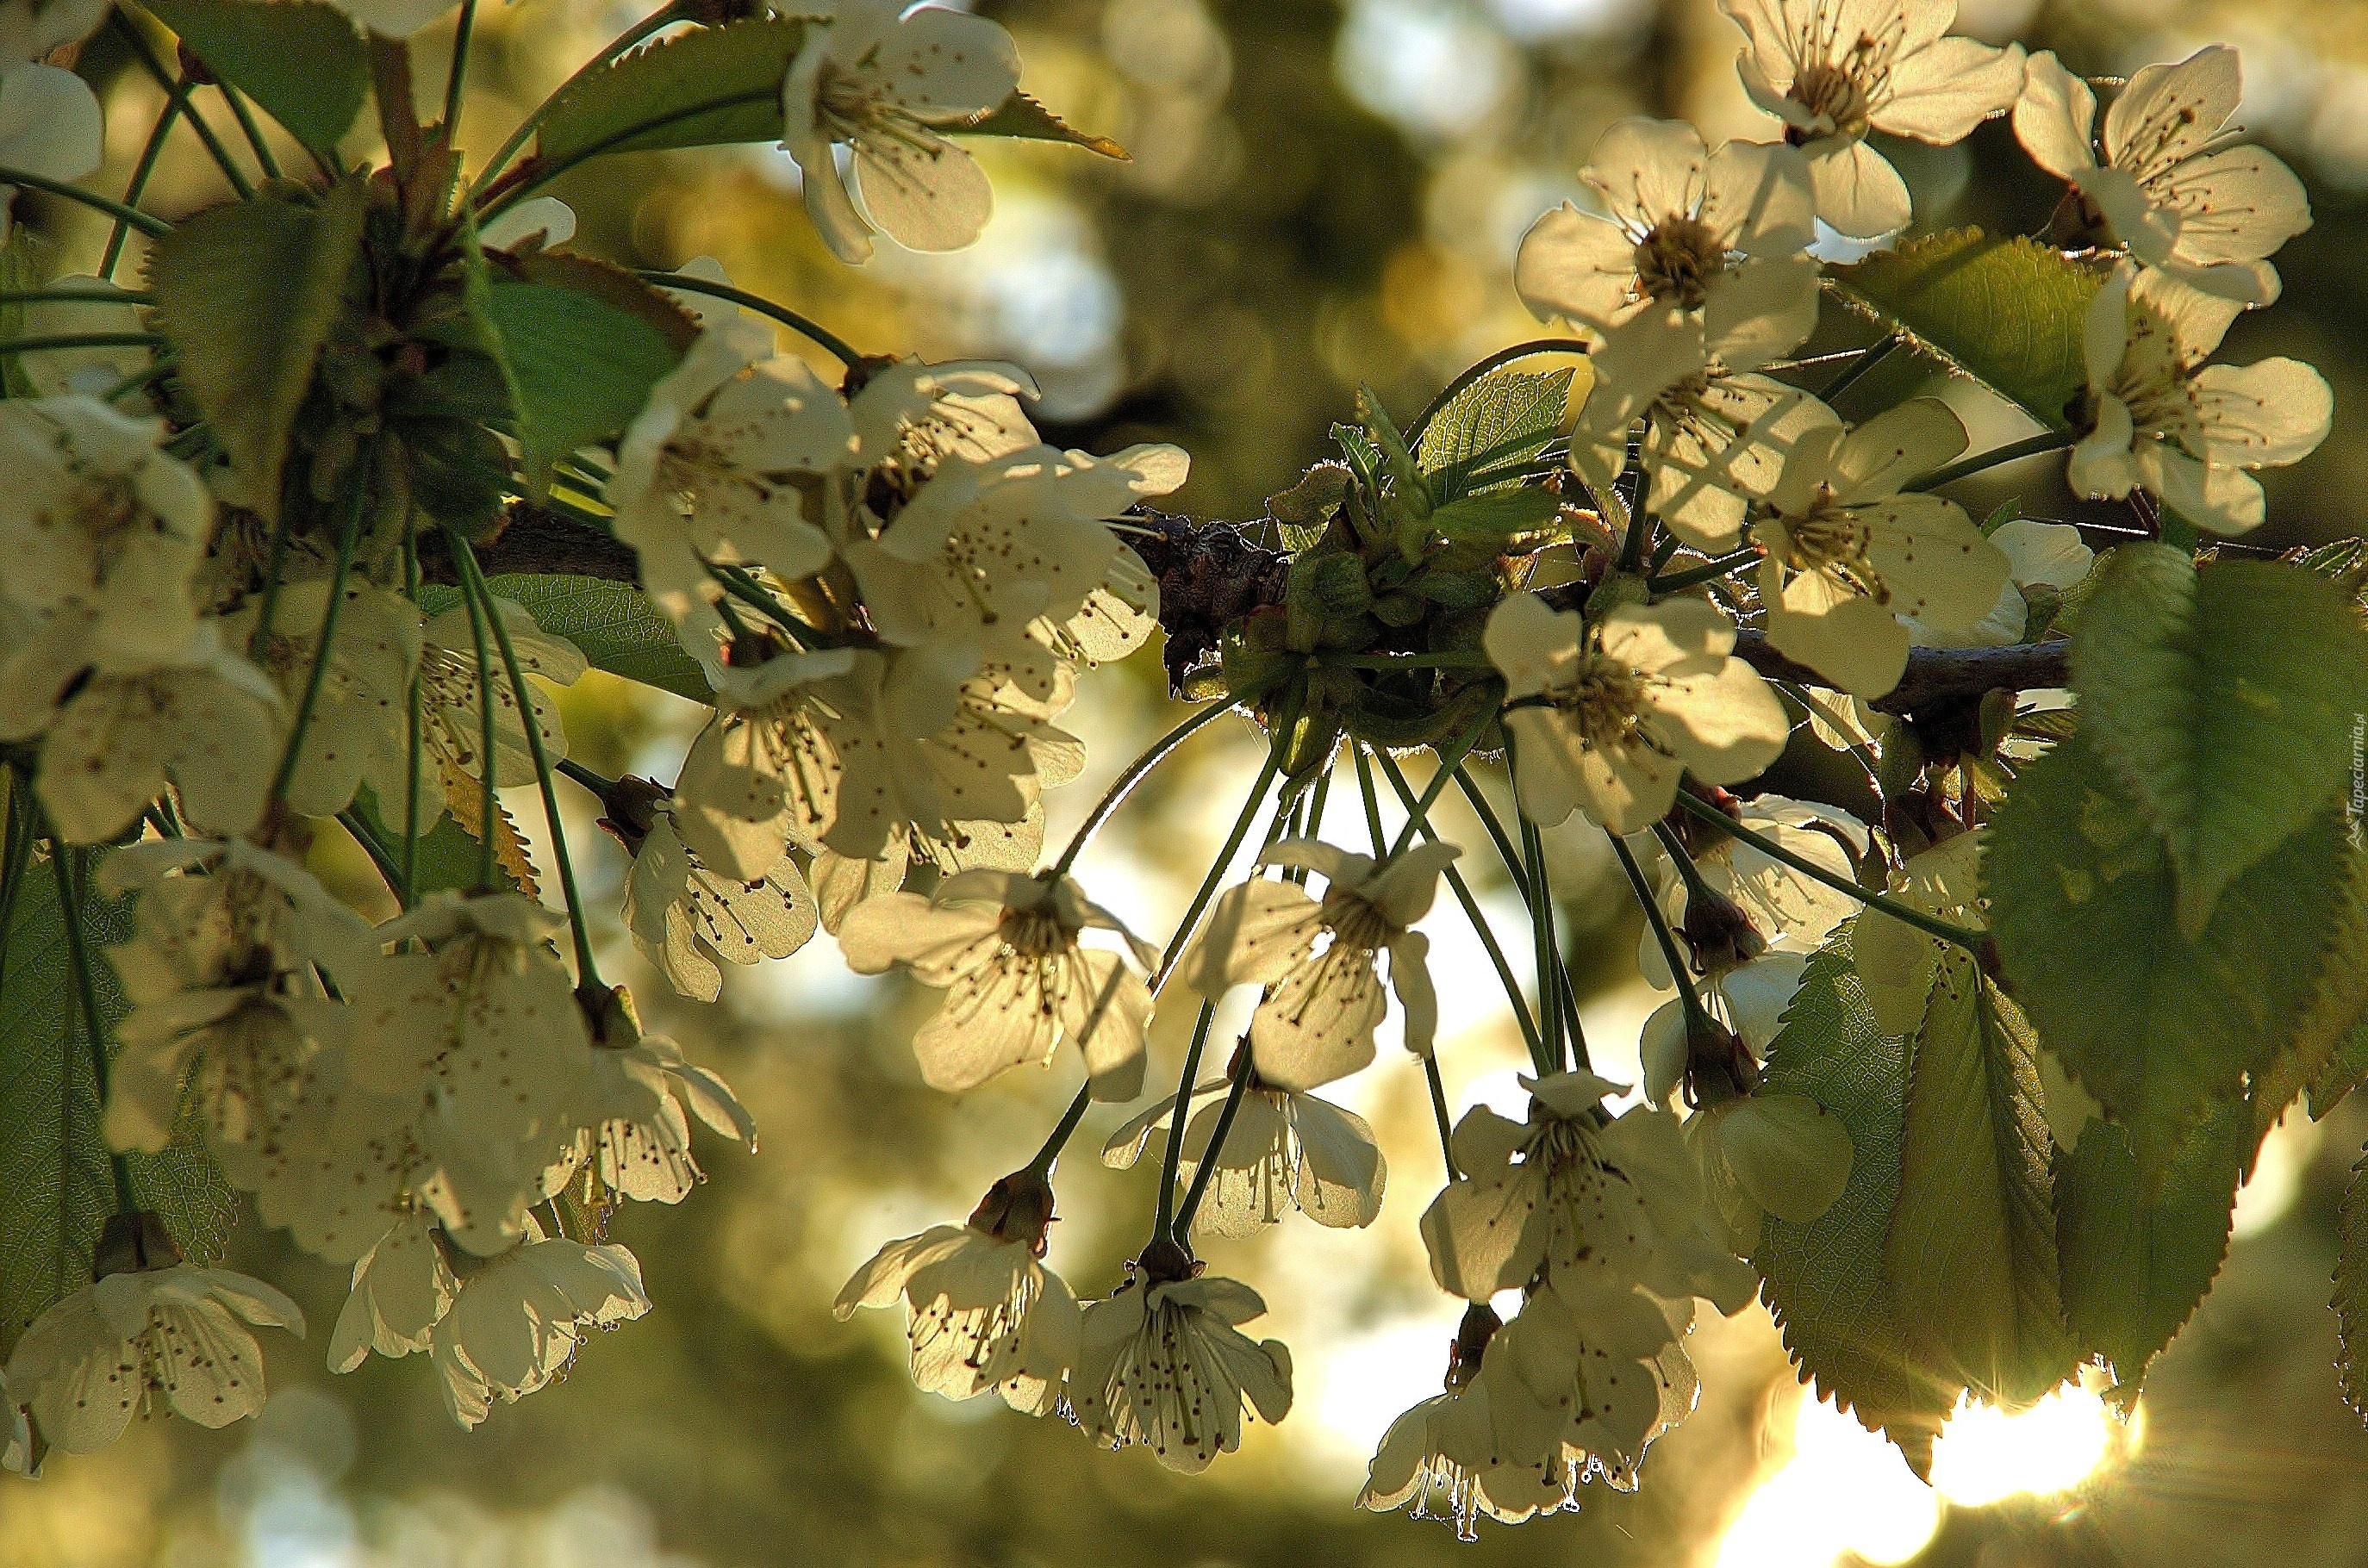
(1537, 651, 1652, 750)
(1633, 216, 1727, 310)
(1000, 906, 1075, 960)
(1321, 893, 1393, 953)
(1763, 501, 1885, 600)
(1787, 59, 1870, 135)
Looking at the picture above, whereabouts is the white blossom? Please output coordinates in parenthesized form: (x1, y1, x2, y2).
(0, 0, 106, 63)
(427, 1219, 649, 1428)
(780, 0, 1021, 264)
(328, 1211, 459, 1372)
(1362, 1368, 1571, 1536)
(617, 801, 818, 1004)
(836, 1173, 1081, 1415)
(1183, 838, 1459, 1092)
(1486, 594, 1787, 837)
(568, 1030, 756, 1206)
(1721, 0, 2026, 237)
(1455, 1280, 1693, 1491)
(1, 1368, 26, 1473)
(1104, 1075, 1387, 1236)
(1906, 515, 2092, 649)
(1754, 399, 2013, 698)
(0, 62, 101, 236)
(3, 1260, 303, 1454)
(840, 868, 1155, 1099)
(223, 579, 423, 818)
(1516, 118, 1818, 345)
(1067, 1263, 1293, 1472)
(2016, 47, 2308, 304)
(2069, 261, 2331, 536)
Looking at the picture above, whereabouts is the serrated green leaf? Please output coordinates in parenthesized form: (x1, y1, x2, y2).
(1418, 366, 1580, 501)
(1836, 228, 2103, 427)
(143, 0, 369, 153)
(1887, 951, 2073, 1406)
(0, 854, 236, 1361)
(1754, 926, 1960, 1478)
(1427, 486, 1561, 548)
(349, 785, 520, 900)
(481, 254, 694, 487)
(534, 19, 807, 165)
(146, 178, 369, 519)
(1985, 730, 2346, 1173)
(961, 89, 1126, 159)
(2056, 1108, 2246, 1400)
(2072, 546, 2366, 936)
(417, 574, 710, 702)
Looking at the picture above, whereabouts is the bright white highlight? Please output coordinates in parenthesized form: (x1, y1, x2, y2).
(1715, 1397, 1941, 1568)
(1928, 1385, 2121, 1508)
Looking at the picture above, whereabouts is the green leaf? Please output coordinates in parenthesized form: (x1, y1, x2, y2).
(416, 574, 711, 702)
(1428, 487, 1562, 545)
(961, 90, 1126, 159)
(1835, 228, 2103, 427)
(481, 254, 695, 487)
(1985, 729, 2346, 1172)
(1754, 926, 1960, 1478)
(349, 786, 520, 900)
(143, 0, 370, 153)
(2071, 545, 2366, 936)
(0, 855, 236, 1361)
(534, 19, 808, 165)
(1887, 950, 2074, 1406)
(1417, 366, 1579, 501)
(146, 177, 370, 519)
(2338, 1153, 2368, 1421)
(2055, 1108, 2246, 1400)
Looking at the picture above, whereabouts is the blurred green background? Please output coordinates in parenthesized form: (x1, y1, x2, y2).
(10, 0, 2368, 1563)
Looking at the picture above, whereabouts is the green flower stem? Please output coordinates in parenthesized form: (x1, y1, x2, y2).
(1152, 999, 1218, 1241)
(554, 756, 617, 798)
(50, 843, 138, 1215)
(1649, 546, 1761, 596)
(1447, 765, 1530, 898)
(339, 806, 408, 893)
(1405, 337, 1590, 448)
(443, 0, 477, 139)
(447, 530, 604, 989)
(0, 168, 171, 238)
(0, 768, 34, 999)
(266, 474, 368, 805)
(1610, 827, 1708, 1035)
(1049, 700, 1233, 879)
(1352, 744, 1387, 852)
(110, 14, 255, 198)
(1289, 760, 1332, 882)
(1904, 429, 2077, 493)
(450, 536, 502, 891)
(1370, 747, 1549, 1075)
(1025, 1082, 1096, 1178)
(102, 96, 184, 277)
(1386, 707, 1491, 859)
(219, 85, 284, 182)
(1425, 1055, 1458, 1179)
(1672, 788, 1985, 950)
(1520, 810, 1565, 1071)
(1817, 332, 1900, 403)
(400, 527, 426, 908)
(0, 333, 163, 357)
(101, 358, 176, 406)
(636, 271, 862, 366)
(1173, 1045, 1252, 1237)
(469, 0, 689, 199)
(1146, 710, 1292, 992)
(477, 85, 781, 223)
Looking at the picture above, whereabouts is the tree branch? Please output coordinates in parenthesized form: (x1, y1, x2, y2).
(444, 506, 2071, 717)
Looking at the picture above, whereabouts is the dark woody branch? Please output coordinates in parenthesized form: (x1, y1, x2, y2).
(446, 506, 2071, 716)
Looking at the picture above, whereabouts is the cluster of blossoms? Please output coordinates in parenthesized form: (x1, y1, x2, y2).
(0, 0, 2340, 1541)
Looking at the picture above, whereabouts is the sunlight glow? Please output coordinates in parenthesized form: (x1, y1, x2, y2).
(1929, 1385, 2121, 1507)
(1715, 1397, 1941, 1568)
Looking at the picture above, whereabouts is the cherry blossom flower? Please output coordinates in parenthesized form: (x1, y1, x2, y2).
(1066, 1253, 1293, 1472)
(0, 0, 106, 62)
(3, 1221, 304, 1454)
(1636, 797, 1870, 990)
(1361, 1311, 1572, 1537)
(328, 1211, 459, 1372)
(1754, 399, 2013, 698)
(840, 868, 1156, 1099)
(0, 62, 102, 238)
(1683, 1088, 1854, 1252)
(427, 1218, 649, 1428)
(836, 1172, 1081, 1415)
(1103, 1073, 1387, 1236)
(223, 579, 422, 818)
(2016, 47, 2308, 305)
(780, 0, 1022, 264)
(1486, 594, 1787, 836)
(612, 787, 818, 1004)
(567, 1024, 757, 1206)
(1183, 838, 1460, 1092)
(1905, 516, 2092, 649)
(1569, 284, 1841, 552)
(2070, 261, 2331, 536)
(1516, 118, 1818, 345)
(1720, 0, 2026, 238)
(1456, 1280, 1695, 1493)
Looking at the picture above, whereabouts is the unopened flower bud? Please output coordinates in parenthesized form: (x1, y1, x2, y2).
(1681, 883, 1767, 974)
(968, 1171, 1060, 1257)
